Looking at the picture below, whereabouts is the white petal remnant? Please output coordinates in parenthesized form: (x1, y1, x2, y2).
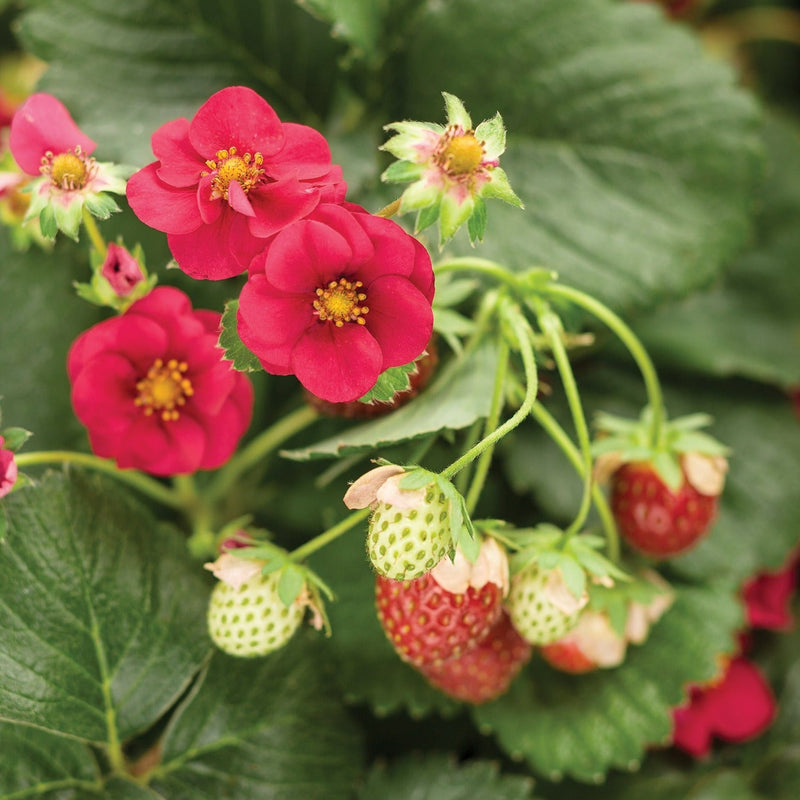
(343, 464, 405, 509)
(682, 453, 729, 497)
(204, 552, 264, 590)
(431, 537, 510, 596)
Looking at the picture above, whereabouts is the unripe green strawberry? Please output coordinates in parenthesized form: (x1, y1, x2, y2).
(505, 563, 587, 646)
(367, 483, 451, 581)
(207, 571, 304, 657)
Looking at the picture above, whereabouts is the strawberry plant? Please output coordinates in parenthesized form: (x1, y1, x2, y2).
(1, 1, 799, 798)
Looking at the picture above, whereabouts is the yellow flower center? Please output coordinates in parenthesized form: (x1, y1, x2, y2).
(203, 147, 264, 200)
(438, 130, 484, 176)
(42, 147, 93, 190)
(313, 278, 369, 327)
(134, 358, 194, 422)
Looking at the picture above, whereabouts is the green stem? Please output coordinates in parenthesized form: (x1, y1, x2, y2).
(434, 256, 519, 288)
(453, 419, 483, 496)
(81, 207, 107, 258)
(15, 450, 183, 509)
(531, 402, 619, 562)
(205, 405, 318, 503)
(542, 283, 665, 449)
(534, 302, 594, 538)
(290, 507, 371, 563)
(465, 336, 510, 515)
(440, 301, 537, 481)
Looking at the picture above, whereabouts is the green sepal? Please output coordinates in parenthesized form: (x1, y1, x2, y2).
(439, 192, 474, 245)
(588, 572, 671, 637)
(52, 197, 84, 240)
(359, 360, 417, 404)
(442, 91, 472, 130)
(481, 166, 524, 208)
(398, 466, 438, 491)
(455, 522, 481, 563)
(83, 192, 121, 220)
(415, 200, 441, 233)
(556, 553, 586, 599)
(399, 179, 440, 213)
(475, 112, 506, 156)
(0, 427, 32, 451)
(467, 194, 487, 244)
(38, 203, 57, 239)
(218, 299, 264, 373)
(277, 564, 306, 607)
(381, 160, 424, 184)
(651, 450, 683, 492)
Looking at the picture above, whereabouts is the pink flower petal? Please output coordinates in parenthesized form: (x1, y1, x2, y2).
(743, 560, 798, 631)
(310, 203, 374, 265)
(188, 86, 284, 159)
(152, 117, 203, 187)
(9, 93, 95, 175)
(353, 212, 416, 283)
(247, 177, 321, 238)
(126, 163, 202, 234)
(167, 212, 251, 280)
(269, 122, 335, 179)
(262, 218, 354, 293)
(197, 174, 222, 225)
(227, 178, 255, 216)
(363, 275, 433, 368)
(238, 275, 312, 370)
(196, 379, 253, 470)
(292, 322, 382, 402)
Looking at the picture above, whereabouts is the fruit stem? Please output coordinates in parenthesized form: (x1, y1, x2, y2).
(465, 336, 510, 515)
(290, 507, 371, 562)
(205, 404, 318, 504)
(14, 450, 183, 509)
(440, 300, 537, 481)
(530, 401, 620, 562)
(541, 283, 665, 450)
(533, 301, 594, 539)
(82, 206, 107, 259)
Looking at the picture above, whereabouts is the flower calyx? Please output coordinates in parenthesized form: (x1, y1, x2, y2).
(381, 92, 522, 246)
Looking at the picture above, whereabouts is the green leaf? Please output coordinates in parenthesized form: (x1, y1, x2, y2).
(308, 522, 460, 717)
(0, 722, 100, 798)
(358, 754, 538, 800)
(218, 299, 263, 373)
(633, 113, 800, 386)
(297, 0, 385, 60)
(18, 0, 346, 166)
(473, 581, 743, 782)
(0, 471, 210, 744)
(405, 0, 762, 313)
(359, 361, 416, 404)
(283, 339, 500, 460)
(149, 636, 362, 799)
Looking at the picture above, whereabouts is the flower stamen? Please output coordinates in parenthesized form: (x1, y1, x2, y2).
(134, 358, 194, 421)
(202, 146, 265, 200)
(313, 278, 369, 327)
(434, 126, 486, 178)
(41, 146, 96, 191)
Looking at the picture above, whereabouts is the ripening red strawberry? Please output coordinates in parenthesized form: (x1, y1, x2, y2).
(375, 570, 503, 668)
(420, 612, 532, 704)
(610, 457, 724, 558)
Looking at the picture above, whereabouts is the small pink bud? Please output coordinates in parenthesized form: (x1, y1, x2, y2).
(101, 243, 144, 297)
(0, 435, 19, 498)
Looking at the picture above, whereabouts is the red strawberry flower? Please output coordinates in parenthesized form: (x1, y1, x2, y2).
(68, 286, 253, 476)
(238, 203, 434, 402)
(672, 657, 776, 758)
(0, 435, 18, 498)
(126, 86, 345, 280)
(743, 556, 798, 632)
(8, 93, 128, 240)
